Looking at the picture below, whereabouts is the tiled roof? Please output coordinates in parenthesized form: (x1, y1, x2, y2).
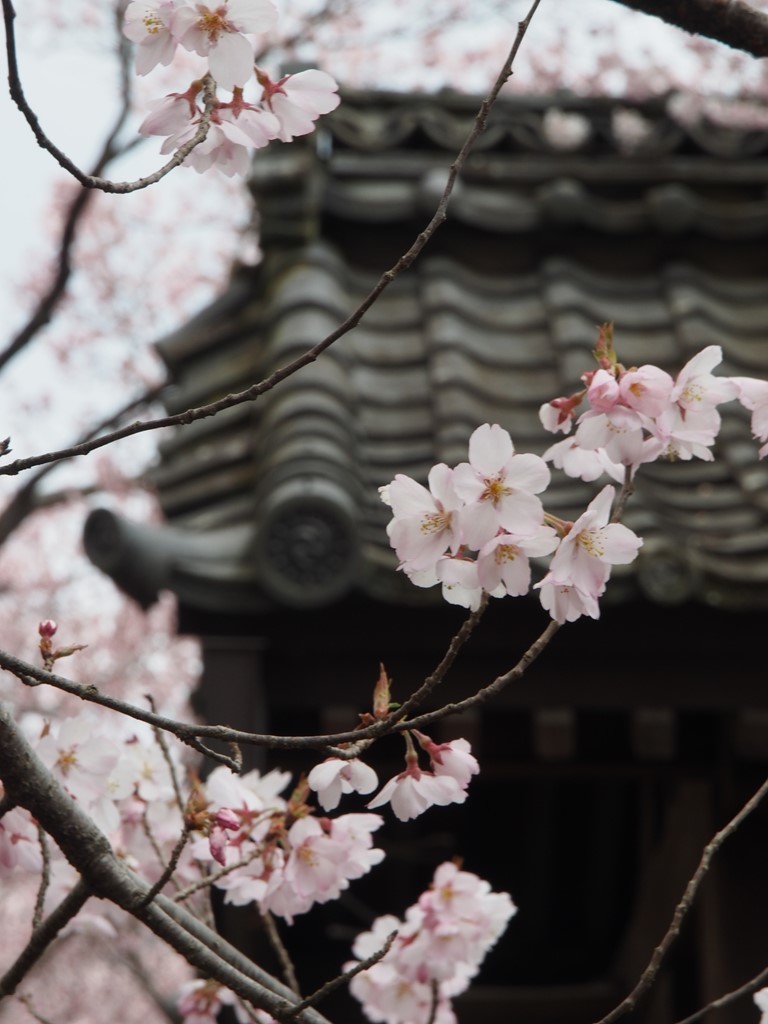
(84, 93, 768, 613)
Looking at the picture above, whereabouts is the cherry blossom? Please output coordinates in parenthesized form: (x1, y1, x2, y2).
(368, 734, 471, 821)
(413, 734, 480, 789)
(755, 987, 768, 1024)
(547, 485, 641, 592)
(123, 0, 180, 75)
(368, 768, 466, 822)
(257, 68, 341, 142)
(536, 578, 601, 624)
(348, 862, 516, 1024)
(617, 364, 673, 418)
(476, 525, 559, 596)
(543, 436, 624, 483)
(385, 464, 463, 572)
(670, 345, 737, 413)
(173, 0, 278, 91)
(308, 757, 379, 811)
(453, 423, 550, 548)
(733, 376, 768, 457)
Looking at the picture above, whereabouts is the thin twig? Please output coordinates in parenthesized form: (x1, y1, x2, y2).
(275, 931, 398, 1021)
(0, 0, 544, 479)
(391, 595, 490, 724)
(31, 827, 51, 931)
(147, 694, 186, 816)
(670, 964, 768, 1024)
(0, 881, 90, 998)
(0, 2, 135, 372)
(261, 911, 301, 996)
(594, 773, 768, 1024)
(140, 826, 191, 907)
(173, 844, 267, 903)
(426, 980, 440, 1024)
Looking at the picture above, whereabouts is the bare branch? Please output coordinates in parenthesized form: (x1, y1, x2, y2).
(609, 0, 768, 57)
(275, 931, 398, 1022)
(0, 3, 134, 372)
(0, 0, 544, 479)
(140, 826, 192, 907)
(670, 963, 768, 1024)
(261, 911, 301, 997)
(0, 383, 163, 550)
(595, 773, 768, 1024)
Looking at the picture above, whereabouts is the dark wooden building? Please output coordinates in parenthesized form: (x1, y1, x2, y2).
(85, 92, 768, 1023)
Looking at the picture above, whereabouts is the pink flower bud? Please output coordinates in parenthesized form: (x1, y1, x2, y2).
(213, 807, 240, 832)
(38, 620, 57, 638)
(208, 825, 229, 866)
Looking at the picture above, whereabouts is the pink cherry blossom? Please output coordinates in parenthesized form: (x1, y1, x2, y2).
(257, 68, 340, 142)
(670, 345, 737, 412)
(138, 86, 202, 137)
(413, 734, 480, 789)
(586, 368, 621, 413)
(385, 464, 463, 572)
(754, 987, 768, 1023)
(618, 364, 673, 418)
(123, 0, 179, 75)
(543, 436, 624, 483)
(348, 862, 515, 1024)
(308, 757, 379, 811)
(733, 376, 768, 457)
(368, 765, 467, 822)
(173, 0, 278, 91)
(539, 393, 582, 434)
(406, 557, 492, 610)
(543, 485, 642, 598)
(646, 404, 721, 461)
(476, 525, 559, 596)
(575, 406, 655, 468)
(453, 423, 550, 548)
(536, 578, 601, 623)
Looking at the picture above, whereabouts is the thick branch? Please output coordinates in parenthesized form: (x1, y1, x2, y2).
(0, 703, 330, 1024)
(609, 0, 768, 57)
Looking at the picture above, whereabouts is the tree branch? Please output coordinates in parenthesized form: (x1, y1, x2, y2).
(0, 881, 90, 998)
(0, 2, 135, 372)
(0, 702, 331, 1024)
(0, 384, 163, 550)
(608, 0, 768, 57)
(595, 772, 768, 1024)
(671, 963, 768, 1024)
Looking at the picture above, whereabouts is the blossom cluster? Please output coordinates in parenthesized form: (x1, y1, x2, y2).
(123, 0, 339, 174)
(347, 861, 516, 1024)
(191, 767, 385, 923)
(309, 731, 479, 823)
(381, 333, 768, 623)
(0, 710, 384, 931)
